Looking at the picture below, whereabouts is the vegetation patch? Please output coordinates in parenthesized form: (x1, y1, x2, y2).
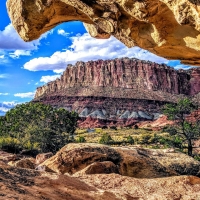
(0, 102, 78, 153)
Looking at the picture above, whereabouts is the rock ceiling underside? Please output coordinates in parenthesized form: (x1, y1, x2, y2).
(6, 0, 200, 66)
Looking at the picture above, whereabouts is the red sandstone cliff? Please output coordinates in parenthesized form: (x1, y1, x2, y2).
(35, 58, 200, 99)
(33, 58, 200, 128)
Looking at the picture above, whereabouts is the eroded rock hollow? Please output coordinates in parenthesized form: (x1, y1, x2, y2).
(6, 0, 200, 65)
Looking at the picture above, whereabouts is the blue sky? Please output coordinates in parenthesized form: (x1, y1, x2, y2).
(0, 0, 192, 115)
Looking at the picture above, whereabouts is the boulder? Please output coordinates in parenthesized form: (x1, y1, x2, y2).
(39, 143, 200, 178)
(39, 143, 120, 174)
(7, 0, 200, 65)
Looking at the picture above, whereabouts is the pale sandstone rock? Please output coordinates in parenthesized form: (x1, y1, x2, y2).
(6, 0, 200, 65)
(73, 161, 119, 176)
(1, 161, 200, 200)
(35, 152, 53, 165)
(39, 143, 200, 177)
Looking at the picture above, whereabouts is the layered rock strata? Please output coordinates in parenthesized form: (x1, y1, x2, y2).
(35, 58, 200, 98)
(33, 58, 200, 127)
(7, 0, 200, 65)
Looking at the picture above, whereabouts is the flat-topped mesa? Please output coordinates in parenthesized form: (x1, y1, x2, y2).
(34, 58, 200, 99)
(6, 0, 200, 66)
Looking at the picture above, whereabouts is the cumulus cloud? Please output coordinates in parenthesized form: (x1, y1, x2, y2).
(0, 93, 9, 95)
(9, 50, 31, 59)
(0, 101, 18, 115)
(0, 24, 39, 50)
(23, 33, 167, 73)
(0, 107, 10, 113)
(40, 75, 61, 83)
(0, 55, 5, 59)
(57, 29, 70, 37)
(14, 92, 35, 98)
(0, 24, 53, 57)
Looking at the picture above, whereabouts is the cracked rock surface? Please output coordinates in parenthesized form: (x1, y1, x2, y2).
(0, 144, 200, 199)
(6, 0, 200, 65)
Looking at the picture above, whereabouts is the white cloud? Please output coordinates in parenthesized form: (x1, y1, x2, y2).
(57, 29, 70, 37)
(14, 92, 35, 98)
(0, 101, 18, 114)
(0, 55, 5, 59)
(0, 24, 53, 58)
(2, 101, 18, 106)
(0, 107, 10, 113)
(40, 75, 61, 83)
(0, 93, 9, 95)
(9, 50, 31, 59)
(0, 24, 40, 50)
(173, 65, 192, 70)
(23, 33, 167, 72)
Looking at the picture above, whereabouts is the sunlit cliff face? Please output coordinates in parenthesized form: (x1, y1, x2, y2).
(34, 58, 200, 99)
(6, 0, 200, 66)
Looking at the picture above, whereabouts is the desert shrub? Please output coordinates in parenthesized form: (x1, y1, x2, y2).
(149, 134, 160, 143)
(194, 155, 200, 161)
(102, 126, 108, 129)
(157, 135, 183, 150)
(99, 133, 113, 144)
(76, 136, 86, 143)
(134, 124, 139, 129)
(139, 133, 153, 144)
(95, 128, 102, 134)
(126, 135, 134, 144)
(134, 137, 139, 144)
(110, 126, 117, 130)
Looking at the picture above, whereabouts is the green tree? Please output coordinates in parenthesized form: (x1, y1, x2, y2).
(163, 98, 200, 156)
(0, 102, 78, 153)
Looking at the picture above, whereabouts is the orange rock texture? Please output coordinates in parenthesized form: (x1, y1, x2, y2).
(40, 143, 200, 178)
(0, 144, 200, 200)
(6, 0, 200, 65)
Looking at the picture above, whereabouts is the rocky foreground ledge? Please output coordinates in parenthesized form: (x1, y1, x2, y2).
(0, 143, 200, 199)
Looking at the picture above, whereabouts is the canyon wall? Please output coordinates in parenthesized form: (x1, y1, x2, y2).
(35, 58, 200, 99)
(33, 58, 200, 128)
